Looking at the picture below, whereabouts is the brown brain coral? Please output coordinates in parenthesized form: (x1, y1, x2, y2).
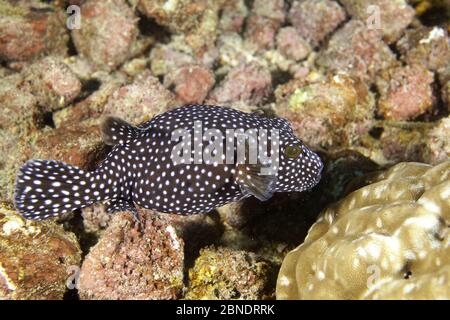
(276, 161, 450, 300)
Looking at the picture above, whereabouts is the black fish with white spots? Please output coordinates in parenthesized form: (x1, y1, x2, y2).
(14, 104, 323, 221)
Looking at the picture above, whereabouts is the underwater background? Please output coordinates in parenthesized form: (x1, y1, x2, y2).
(0, 0, 449, 300)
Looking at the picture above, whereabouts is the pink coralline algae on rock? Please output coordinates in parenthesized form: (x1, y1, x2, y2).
(137, 0, 225, 52)
(438, 66, 450, 112)
(276, 27, 311, 61)
(219, 0, 248, 33)
(78, 211, 185, 300)
(317, 19, 397, 83)
(275, 73, 375, 151)
(0, 1, 68, 62)
(150, 40, 218, 78)
(21, 56, 82, 112)
(207, 62, 272, 106)
(375, 64, 435, 120)
(244, 0, 286, 50)
(72, 0, 140, 71)
(288, 0, 346, 47)
(397, 26, 450, 72)
(340, 0, 415, 44)
(81, 203, 112, 234)
(163, 64, 215, 104)
(102, 70, 178, 124)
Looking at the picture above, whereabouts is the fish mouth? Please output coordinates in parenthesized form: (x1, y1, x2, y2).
(310, 157, 324, 188)
(313, 172, 322, 186)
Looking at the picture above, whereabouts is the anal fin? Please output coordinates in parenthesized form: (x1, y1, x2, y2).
(105, 198, 141, 224)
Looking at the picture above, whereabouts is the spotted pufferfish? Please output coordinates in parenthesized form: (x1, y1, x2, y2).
(14, 104, 323, 221)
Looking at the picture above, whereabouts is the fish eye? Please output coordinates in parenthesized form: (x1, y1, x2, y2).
(284, 145, 303, 159)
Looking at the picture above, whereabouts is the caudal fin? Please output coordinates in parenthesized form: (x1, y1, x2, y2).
(14, 159, 110, 220)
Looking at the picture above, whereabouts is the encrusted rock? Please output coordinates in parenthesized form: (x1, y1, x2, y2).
(0, 74, 39, 202)
(215, 33, 260, 71)
(276, 27, 310, 62)
(0, 204, 81, 300)
(78, 211, 184, 299)
(275, 73, 375, 150)
(81, 203, 111, 234)
(207, 62, 272, 106)
(0, 0, 68, 62)
(0, 74, 37, 131)
(185, 246, 275, 299)
(21, 56, 82, 112)
(277, 161, 450, 300)
(317, 19, 397, 83)
(32, 123, 103, 170)
(244, 0, 285, 50)
(72, 0, 140, 71)
(137, 0, 225, 52)
(397, 26, 450, 71)
(150, 35, 218, 78)
(422, 117, 450, 165)
(375, 64, 435, 120)
(438, 66, 450, 111)
(164, 64, 215, 104)
(53, 73, 127, 128)
(219, 0, 248, 33)
(288, 0, 346, 47)
(340, 0, 415, 43)
(361, 119, 449, 165)
(102, 70, 178, 124)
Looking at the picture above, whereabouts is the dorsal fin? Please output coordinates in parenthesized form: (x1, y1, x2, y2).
(101, 116, 146, 146)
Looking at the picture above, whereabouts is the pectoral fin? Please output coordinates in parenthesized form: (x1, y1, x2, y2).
(234, 164, 277, 201)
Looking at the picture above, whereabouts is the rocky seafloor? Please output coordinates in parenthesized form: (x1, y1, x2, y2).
(0, 0, 449, 300)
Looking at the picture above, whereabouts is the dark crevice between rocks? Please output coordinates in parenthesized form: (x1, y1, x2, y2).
(179, 211, 225, 286)
(136, 13, 171, 44)
(63, 287, 80, 300)
(212, 71, 227, 87)
(33, 110, 55, 129)
(369, 126, 384, 140)
(432, 72, 448, 119)
(62, 208, 99, 301)
(388, 42, 402, 61)
(64, 209, 100, 259)
(72, 78, 102, 105)
(415, 3, 450, 27)
(271, 69, 292, 90)
(416, 73, 448, 122)
(372, 81, 384, 122)
(67, 33, 78, 57)
(157, 74, 164, 85)
(315, 9, 351, 51)
(265, 69, 292, 105)
(243, 0, 254, 12)
(369, 83, 382, 122)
